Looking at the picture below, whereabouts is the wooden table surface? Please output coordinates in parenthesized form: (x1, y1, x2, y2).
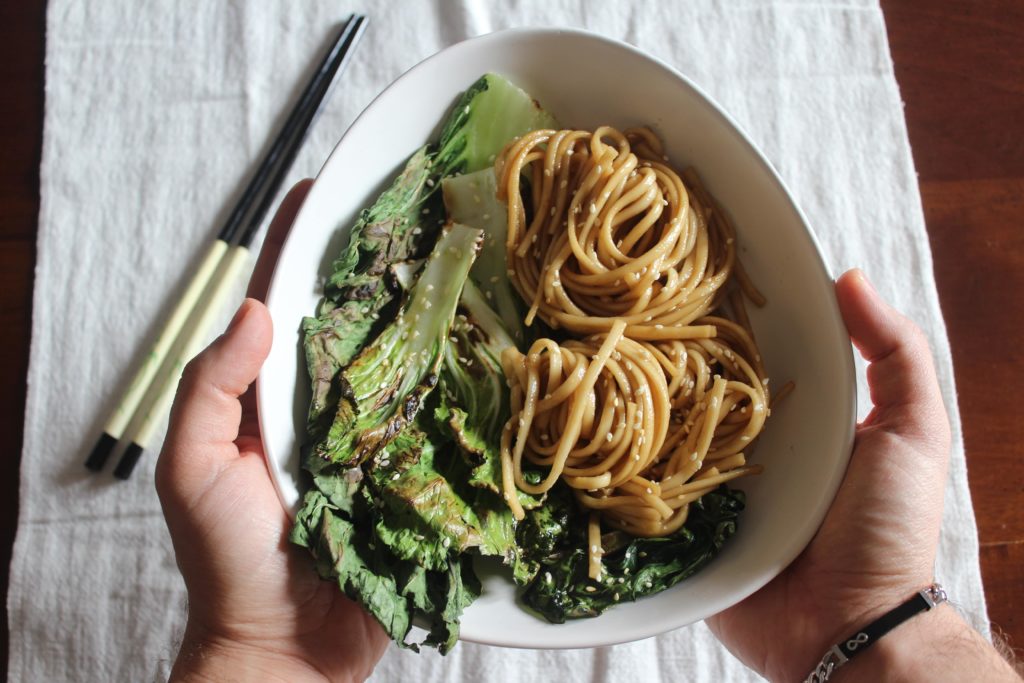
(2, 0, 1021, 674)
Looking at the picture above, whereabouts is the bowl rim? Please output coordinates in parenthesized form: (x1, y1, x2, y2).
(257, 25, 857, 649)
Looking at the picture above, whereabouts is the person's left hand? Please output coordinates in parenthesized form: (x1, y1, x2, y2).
(156, 180, 390, 682)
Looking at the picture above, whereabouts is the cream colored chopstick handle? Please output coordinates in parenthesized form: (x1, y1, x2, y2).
(102, 240, 230, 439)
(129, 245, 253, 450)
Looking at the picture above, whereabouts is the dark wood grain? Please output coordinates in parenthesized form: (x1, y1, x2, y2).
(883, 0, 1024, 657)
(0, 0, 1021, 673)
(0, 1, 44, 677)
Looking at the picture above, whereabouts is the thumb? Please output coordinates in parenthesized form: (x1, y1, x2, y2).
(835, 269, 950, 451)
(156, 298, 273, 504)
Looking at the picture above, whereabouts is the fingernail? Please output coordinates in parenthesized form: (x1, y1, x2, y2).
(852, 268, 876, 295)
(226, 300, 250, 333)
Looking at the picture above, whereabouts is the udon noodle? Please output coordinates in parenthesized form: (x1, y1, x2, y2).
(495, 125, 787, 579)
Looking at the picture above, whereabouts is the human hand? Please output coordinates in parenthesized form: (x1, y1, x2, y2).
(708, 269, 957, 681)
(156, 181, 389, 683)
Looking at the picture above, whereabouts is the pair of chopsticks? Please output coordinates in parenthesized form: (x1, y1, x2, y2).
(86, 15, 368, 479)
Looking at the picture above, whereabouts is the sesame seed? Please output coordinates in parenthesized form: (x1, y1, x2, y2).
(391, 473, 400, 480)
(585, 586, 597, 593)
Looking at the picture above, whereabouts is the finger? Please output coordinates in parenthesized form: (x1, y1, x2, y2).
(156, 298, 273, 498)
(835, 269, 949, 447)
(247, 179, 314, 301)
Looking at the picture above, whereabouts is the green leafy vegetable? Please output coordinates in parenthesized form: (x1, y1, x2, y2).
(303, 72, 556, 448)
(315, 224, 482, 466)
(435, 73, 558, 176)
(518, 485, 746, 623)
(443, 168, 528, 344)
(302, 147, 440, 435)
(302, 73, 556, 438)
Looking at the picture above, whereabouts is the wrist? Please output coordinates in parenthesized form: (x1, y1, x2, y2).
(807, 605, 1020, 683)
(171, 623, 333, 683)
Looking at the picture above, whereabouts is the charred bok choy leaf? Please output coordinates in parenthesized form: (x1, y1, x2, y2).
(443, 168, 528, 344)
(290, 477, 480, 653)
(315, 224, 483, 466)
(302, 73, 557, 437)
(302, 147, 438, 435)
(518, 485, 746, 623)
(292, 223, 486, 653)
(293, 73, 563, 653)
(429, 281, 541, 583)
(436, 282, 542, 506)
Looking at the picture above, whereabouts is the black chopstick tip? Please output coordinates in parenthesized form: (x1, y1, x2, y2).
(113, 442, 145, 480)
(85, 432, 119, 472)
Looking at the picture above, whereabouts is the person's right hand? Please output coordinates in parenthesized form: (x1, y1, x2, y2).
(708, 270, 1019, 681)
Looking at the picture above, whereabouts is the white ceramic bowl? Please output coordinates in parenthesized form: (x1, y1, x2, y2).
(258, 27, 856, 649)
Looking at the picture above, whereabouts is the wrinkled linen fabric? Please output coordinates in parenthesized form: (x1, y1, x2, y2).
(11, 2, 985, 681)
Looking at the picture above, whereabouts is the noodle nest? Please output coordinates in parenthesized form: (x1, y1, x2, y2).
(495, 125, 785, 575)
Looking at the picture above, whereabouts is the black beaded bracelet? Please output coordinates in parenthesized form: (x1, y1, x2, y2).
(802, 583, 948, 683)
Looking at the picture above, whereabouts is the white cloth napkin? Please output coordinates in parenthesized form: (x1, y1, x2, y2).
(10, 1, 987, 681)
